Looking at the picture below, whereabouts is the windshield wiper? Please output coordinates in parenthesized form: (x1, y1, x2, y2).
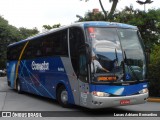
(115, 48, 118, 62)
(123, 50, 139, 82)
(112, 48, 118, 78)
(114, 48, 125, 81)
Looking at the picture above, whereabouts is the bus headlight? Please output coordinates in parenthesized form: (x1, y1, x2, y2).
(92, 91, 110, 97)
(139, 88, 148, 94)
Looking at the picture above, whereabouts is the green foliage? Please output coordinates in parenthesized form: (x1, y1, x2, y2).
(148, 45, 160, 97)
(78, 11, 105, 22)
(0, 16, 39, 69)
(43, 24, 61, 30)
(19, 27, 39, 40)
(0, 16, 20, 69)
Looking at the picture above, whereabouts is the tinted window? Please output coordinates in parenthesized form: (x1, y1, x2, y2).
(7, 43, 25, 61)
(22, 29, 68, 59)
(69, 27, 85, 57)
(22, 39, 40, 59)
(69, 27, 85, 75)
(46, 29, 68, 56)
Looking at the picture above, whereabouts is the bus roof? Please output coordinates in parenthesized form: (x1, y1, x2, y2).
(8, 21, 137, 47)
(80, 21, 137, 29)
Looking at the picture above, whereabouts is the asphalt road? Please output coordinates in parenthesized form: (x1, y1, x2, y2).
(0, 77, 159, 120)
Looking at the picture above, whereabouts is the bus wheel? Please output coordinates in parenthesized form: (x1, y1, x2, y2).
(16, 80, 22, 94)
(57, 85, 69, 108)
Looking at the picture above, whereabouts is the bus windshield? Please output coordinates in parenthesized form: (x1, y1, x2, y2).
(86, 27, 146, 83)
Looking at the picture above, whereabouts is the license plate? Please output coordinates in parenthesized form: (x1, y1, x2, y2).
(120, 99, 130, 105)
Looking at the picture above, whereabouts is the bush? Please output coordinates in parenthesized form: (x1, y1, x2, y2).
(148, 45, 160, 97)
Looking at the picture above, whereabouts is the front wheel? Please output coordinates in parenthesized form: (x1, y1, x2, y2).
(57, 86, 69, 108)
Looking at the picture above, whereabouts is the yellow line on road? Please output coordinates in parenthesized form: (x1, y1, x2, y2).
(148, 98, 160, 102)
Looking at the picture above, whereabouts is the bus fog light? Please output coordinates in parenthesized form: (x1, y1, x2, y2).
(92, 91, 110, 97)
(139, 88, 148, 94)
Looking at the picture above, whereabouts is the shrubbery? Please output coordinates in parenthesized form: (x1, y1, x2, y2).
(148, 45, 160, 97)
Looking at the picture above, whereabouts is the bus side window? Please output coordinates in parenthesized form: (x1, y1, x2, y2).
(69, 27, 87, 80)
(22, 29, 68, 59)
(9, 43, 25, 60)
(43, 30, 68, 57)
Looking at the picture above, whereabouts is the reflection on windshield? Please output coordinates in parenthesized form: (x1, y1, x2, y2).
(87, 27, 146, 83)
(118, 29, 146, 81)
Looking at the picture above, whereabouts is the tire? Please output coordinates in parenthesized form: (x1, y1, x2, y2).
(57, 85, 69, 108)
(16, 80, 22, 94)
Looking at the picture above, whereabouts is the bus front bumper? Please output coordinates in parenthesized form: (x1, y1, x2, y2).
(87, 93, 148, 109)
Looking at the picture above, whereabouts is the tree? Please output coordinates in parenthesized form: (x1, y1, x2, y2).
(108, 0, 119, 19)
(43, 23, 61, 30)
(148, 44, 160, 97)
(19, 27, 39, 40)
(0, 16, 39, 69)
(78, 10, 105, 21)
(80, 0, 119, 20)
(98, 0, 108, 19)
(0, 16, 21, 69)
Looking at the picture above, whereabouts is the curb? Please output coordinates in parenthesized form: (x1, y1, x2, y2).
(148, 98, 160, 102)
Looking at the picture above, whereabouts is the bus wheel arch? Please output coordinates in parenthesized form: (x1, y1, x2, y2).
(56, 84, 69, 108)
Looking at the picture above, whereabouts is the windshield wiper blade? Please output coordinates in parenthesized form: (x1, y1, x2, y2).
(113, 48, 125, 81)
(123, 50, 139, 82)
(115, 48, 118, 62)
(112, 48, 118, 77)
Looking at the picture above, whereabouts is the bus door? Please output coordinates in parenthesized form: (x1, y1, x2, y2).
(69, 27, 89, 106)
(78, 48, 90, 107)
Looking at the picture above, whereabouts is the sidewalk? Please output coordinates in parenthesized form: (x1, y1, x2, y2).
(148, 98, 160, 102)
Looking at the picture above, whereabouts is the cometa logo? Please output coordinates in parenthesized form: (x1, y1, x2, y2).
(31, 61, 49, 71)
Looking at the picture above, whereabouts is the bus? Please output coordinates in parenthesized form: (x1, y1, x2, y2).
(7, 21, 148, 108)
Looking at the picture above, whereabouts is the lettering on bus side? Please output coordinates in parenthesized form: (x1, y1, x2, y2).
(31, 61, 49, 71)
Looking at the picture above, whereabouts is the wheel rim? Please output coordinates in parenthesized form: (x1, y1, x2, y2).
(61, 90, 68, 104)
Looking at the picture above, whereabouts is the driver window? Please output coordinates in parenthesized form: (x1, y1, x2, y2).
(79, 53, 88, 82)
